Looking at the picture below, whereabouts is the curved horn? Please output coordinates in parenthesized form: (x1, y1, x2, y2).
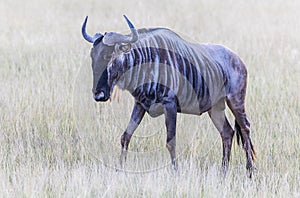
(123, 15, 138, 43)
(82, 16, 103, 43)
(103, 15, 139, 46)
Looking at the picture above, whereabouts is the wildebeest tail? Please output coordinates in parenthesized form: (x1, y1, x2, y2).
(234, 120, 244, 146)
(234, 120, 256, 162)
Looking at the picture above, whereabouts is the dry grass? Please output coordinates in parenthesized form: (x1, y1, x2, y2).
(0, 0, 299, 197)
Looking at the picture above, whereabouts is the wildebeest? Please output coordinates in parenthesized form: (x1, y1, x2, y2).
(82, 15, 256, 177)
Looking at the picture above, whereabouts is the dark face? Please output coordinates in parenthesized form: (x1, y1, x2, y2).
(82, 15, 138, 102)
(90, 38, 114, 102)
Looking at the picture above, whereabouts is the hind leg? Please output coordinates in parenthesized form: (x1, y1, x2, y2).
(227, 97, 256, 178)
(208, 99, 234, 175)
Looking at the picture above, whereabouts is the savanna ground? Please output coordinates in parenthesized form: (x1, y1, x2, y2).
(0, 0, 299, 197)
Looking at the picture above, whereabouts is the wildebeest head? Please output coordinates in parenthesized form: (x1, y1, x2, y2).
(81, 15, 138, 102)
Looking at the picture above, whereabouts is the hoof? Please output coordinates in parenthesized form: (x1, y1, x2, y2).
(172, 160, 178, 171)
(247, 165, 257, 178)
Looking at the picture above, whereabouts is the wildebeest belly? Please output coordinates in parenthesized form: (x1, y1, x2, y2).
(131, 82, 219, 117)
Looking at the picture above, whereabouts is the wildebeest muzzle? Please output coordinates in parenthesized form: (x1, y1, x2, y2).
(93, 68, 111, 102)
(93, 89, 110, 101)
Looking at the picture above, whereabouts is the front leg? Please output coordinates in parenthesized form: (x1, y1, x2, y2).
(120, 102, 145, 169)
(164, 101, 178, 171)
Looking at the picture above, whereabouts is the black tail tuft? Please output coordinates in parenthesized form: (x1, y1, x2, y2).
(235, 120, 257, 162)
(250, 139, 257, 162)
(235, 120, 245, 147)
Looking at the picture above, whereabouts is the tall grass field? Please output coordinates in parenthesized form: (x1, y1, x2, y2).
(0, 0, 299, 196)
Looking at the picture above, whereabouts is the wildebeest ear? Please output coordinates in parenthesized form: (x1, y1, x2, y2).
(118, 43, 132, 53)
(93, 35, 104, 46)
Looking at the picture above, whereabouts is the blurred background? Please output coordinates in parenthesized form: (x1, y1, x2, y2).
(0, 0, 299, 196)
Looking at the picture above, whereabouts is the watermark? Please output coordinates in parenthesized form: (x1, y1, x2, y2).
(73, 30, 225, 173)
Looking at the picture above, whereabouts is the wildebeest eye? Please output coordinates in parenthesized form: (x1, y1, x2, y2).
(118, 43, 132, 53)
(111, 72, 118, 79)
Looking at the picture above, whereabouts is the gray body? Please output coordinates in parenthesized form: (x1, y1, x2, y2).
(82, 16, 256, 177)
(109, 28, 244, 117)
